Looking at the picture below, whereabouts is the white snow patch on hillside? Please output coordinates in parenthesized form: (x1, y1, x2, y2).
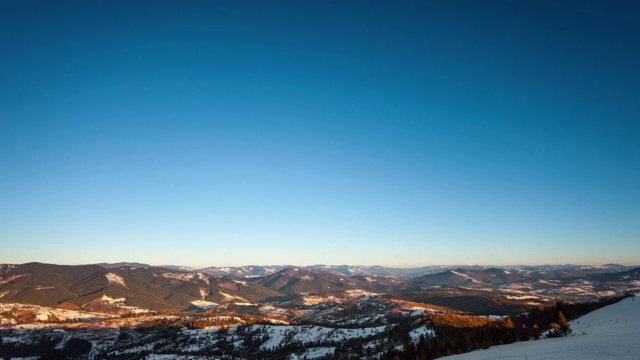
(256, 324, 387, 351)
(451, 270, 481, 283)
(162, 272, 196, 281)
(577, 265, 608, 270)
(105, 273, 126, 287)
(102, 295, 126, 304)
(219, 291, 249, 303)
(445, 297, 640, 359)
(301, 294, 341, 305)
(404, 305, 438, 317)
(147, 355, 209, 360)
(290, 347, 335, 359)
(99, 295, 149, 314)
(409, 325, 435, 342)
(190, 300, 218, 310)
(197, 273, 209, 284)
(34, 286, 56, 290)
(344, 289, 379, 298)
(0, 303, 104, 323)
(0, 274, 28, 286)
(422, 285, 442, 290)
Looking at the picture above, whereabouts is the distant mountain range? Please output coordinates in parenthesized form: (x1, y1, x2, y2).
(93, 262, 634, 278)
(194, 263, 634, 279)
(0, 263, 280, 312)
(1, 262, 638, 315)
(248, 268, 369, 295)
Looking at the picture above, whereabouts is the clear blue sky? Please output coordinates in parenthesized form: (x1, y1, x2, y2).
(1, 1, 638, 268)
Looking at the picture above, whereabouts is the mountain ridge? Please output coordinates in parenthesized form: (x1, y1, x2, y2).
(2, 262, 639, 316)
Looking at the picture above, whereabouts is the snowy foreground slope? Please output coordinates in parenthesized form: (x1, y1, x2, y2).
(446, 297, 639, 360)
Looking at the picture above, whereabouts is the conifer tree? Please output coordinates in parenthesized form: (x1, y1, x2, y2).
(558, 311, 570, 336)
(531, 324, 541, 340)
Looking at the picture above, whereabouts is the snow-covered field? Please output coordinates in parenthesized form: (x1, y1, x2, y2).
(2, 297, 637, 359)
(0, 303, 105, 324)
(445, 297, 640, 360)
(254, 324, 388, 351)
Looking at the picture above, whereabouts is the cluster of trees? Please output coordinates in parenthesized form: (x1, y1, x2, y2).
(0, 333, 92, 360)
(135, 313, 273, 330)
(429, 313, 496, 328)
(136, 317, 182, 329)
(378, 294, 629, 360)
(184, 314, 270, 329)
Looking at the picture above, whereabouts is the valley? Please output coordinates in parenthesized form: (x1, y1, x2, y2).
(0, 263, 638, 359)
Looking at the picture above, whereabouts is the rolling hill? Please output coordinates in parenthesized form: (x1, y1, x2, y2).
(248, 268, 373, 295)
(0, 263, 281, 312)
(412, 268, 528, 287)
(1, 262, 638, 317)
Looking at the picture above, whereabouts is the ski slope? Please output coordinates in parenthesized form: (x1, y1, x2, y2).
(446, 297, 640, 359)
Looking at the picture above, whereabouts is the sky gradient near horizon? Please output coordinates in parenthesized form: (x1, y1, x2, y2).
(1, 1, 639, 268)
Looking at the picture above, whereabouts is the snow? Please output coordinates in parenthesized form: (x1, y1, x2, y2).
(0, 303, 104, 323)
(219, 291, 249, 303)
(289, 346, 336, 359)
(422, 285, 442, 290)
(190, 300, 218, 310)
(162, 272, 196, 281)
(451, 270, 481, 283)
(404, 307, 436, 317)
(578, 265, 608, 270)
(146, 356, 209, 360)
(256, 324, 388, 351)
(0, 273, 28, 286)
(197, 273, 209, 284)
(344, 289, 379, 298)
(300, 289, 379, 305)
(409, 325, 434, 342)
(99, 295, 149, 314)
(445, 297, 640, 359)
(101, 295, 126, 304)
(487, 315, 505, 319)
(105, 273, 126, 287)
(301, 294, 340, 305)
